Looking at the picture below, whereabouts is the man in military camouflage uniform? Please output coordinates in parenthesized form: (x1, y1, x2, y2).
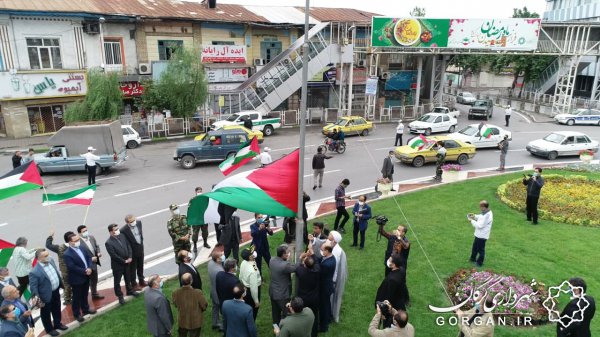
(167, 204, 191, 263)
(45, 230, 73, 304)
(189, 187, 211, 255)
(434, 141, 447, 182)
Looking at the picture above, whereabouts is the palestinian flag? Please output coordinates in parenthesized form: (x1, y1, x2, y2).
(42, 184, 96, 206)
(219, 136, 260, 176)
(0, 162, 43, 201)
(408, 135, 428, 150)
(188, 149, 299, 224)
(480, 124, 493, 138)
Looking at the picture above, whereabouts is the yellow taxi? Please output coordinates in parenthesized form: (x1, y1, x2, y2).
(322, 116, 374, 136)
(394, 135, 476, 167)
(195, 125, 264, 143)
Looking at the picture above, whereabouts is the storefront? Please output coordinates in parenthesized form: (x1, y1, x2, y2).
(120, 81, 144, 115)
(0, 70, 87, 138)
(202, 44, 249, 114)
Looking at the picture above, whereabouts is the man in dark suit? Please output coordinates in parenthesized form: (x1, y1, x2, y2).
(105, 224, 139, 305)
(29, 249, 68, 336)
(316, 244, 336, 333)
(250, 213, 273, 274)
(381, 151, 396, 191)
(269, 244, 298, 325)
(63, 233, 97, 322)
(216, 259, 239, 313)
(177, 250, 202, 290)
(77, 225, 104, 300)
(296, 255, 320, 337)
(557, 277, 596, 337)
(120, 214, 146, 289)
(375, 254, 409, 327)
(523, 167, 545, 225)
(0, 267, 17, 302)
(144, 274, 173, 337)
(222, 283, 257, 337)
(219, 213, 242, 262)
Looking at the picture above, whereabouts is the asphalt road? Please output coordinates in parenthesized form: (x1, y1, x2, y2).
(2, 103, 599, 277)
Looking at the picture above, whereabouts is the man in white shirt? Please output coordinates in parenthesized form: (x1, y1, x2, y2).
(81, 146, 100, 186)
(395, 121, 404, 146)
(505, 105, 512, 127)
(257, 147, 272, 168)
(468, 200, 493, 267)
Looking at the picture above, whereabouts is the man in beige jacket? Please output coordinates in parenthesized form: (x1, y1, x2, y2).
(368, 301, 414, 337)
(455, 299, 495, 337)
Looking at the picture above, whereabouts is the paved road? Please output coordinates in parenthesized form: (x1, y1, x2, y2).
(1, 104, 599, 277)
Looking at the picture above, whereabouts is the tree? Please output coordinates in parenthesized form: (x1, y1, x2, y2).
(512, 6, 540, 18)
(141, 47, 208, 118)
(409, 6, 426, 17)
(65, 69, 123, 123)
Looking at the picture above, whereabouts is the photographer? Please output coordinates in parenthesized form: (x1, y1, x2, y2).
(351, 195, 372, 249)
(250, 213, 274, 274)
(455, 297, 495, 337)
(378, 221, 410, 275)
(522, 167, 544, 225)
(375, 254, 409, 316)
(368, 300, 414, 337)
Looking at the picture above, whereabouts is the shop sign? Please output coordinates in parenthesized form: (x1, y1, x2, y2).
(120, 81, 144, 97)
(0, 71, 87, 100)
(335, 67, 368, 85)
(365, 77, 378, 96)
(201, 45, 247, 63)
(385, 70, 417, 91)
(206, 68, 249, 83)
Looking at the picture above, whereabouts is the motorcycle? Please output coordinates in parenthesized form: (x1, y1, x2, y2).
(318, 138, 346, 154)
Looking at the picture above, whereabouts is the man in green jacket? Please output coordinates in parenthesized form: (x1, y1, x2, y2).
(277, 297, 315, 337)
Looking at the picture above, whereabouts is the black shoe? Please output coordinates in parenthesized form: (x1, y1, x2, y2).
(204, 242, 211, 249)
(84, 309, 97, 315)
(76, 316, 85, 323)
(359, 247, 364, 250)
(55, 324, 68, 331)
(127, 292, 140, 297)
(476, 263, 483, 267)
(92, 294, 105, 300)
(390, 189, 396, 191)
(526, 218, 532, 221)
(313, 185, 317, 190)
(350, 244, 357, 247)
(48, 330, 60, 336)
(119, 297, 125, 305)
(532, 222, 538, 225)
(318, 185, 322, 188)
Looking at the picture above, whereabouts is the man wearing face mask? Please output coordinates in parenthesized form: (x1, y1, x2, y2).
(239, 248, 261, 320)
(0, 304, 35, 337)
(379, 224, 411, 276)
(381, 151, 396, 191)
(63, 233, 97, 322)
(0, 285, 33, 328)
(167, 204, 191, 264)
(317, 244, 336, 333)
(250, 213, 274, 274)
(222, 283, 257, 337)
(0, 267, 17, 303)
(307, 222, 327, 260)
(467, 200, 494, 267)
(45, 230, 73, 305)
(189, 187, 211, 255)
(351, 195, 372, 249)
(177, 250, 202, 290)
(216, 259, 240, 313)
(77, 225, 103, 300)
(105, 224, 139, 305)
(375, 254, 409, 319)
(144, 274, 174, 337)
(269, 245, 298, 326)
(207, 251, 225, 331)
(120, 214, 146, 290)
(522, 167, 545, 225)
(333, 179, 352, 233)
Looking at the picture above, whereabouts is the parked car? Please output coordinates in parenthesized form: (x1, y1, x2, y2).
(211, 110, 281, 136)
(394, 136, 476, 167)
(321, 116, 374, 136)
(195, 125, 263, 144)
(554, 108, 600, 126)
(408, 113, 458, 135)
(431, 106, 460, 119)
(174, 129, 250, 169)
(526, 131, 599, 160)
(122, 125, 142, 149)
(448, 124, 512, 148)
(468, 99, 494, 120)
(457, 92, 476, 105)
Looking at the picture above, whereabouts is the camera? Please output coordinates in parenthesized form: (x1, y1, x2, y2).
(375, 215, 389, 227)
(376, 301, 390, 316)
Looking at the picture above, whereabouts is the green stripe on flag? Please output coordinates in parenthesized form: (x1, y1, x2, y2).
(0, 248, 14, 267)
(23, 287, 31, 301)
(0, 182, 40, 201)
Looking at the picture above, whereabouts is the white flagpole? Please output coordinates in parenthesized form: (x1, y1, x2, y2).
(82, 205, 91, 226)
(42, 186, 54, 228)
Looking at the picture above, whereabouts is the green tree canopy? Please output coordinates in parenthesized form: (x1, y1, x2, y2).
(65, 69, 123, 123)
(513, 6, 540, 18)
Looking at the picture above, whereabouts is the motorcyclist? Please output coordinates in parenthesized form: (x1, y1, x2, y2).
(328, 129, 341, 151)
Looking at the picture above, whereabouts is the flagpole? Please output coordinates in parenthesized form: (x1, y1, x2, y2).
(295, 0, 310, 262)
(82, 205, 91, 226)
(42, 186, 54, 228)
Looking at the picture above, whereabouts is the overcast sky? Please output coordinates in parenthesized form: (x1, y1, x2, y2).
(220, 0, 548, 18)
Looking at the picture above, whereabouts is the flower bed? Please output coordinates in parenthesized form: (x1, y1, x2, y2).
(442, 164, 462, 171)
(497, 174, 600, 227)
(447, 269, 549, 326)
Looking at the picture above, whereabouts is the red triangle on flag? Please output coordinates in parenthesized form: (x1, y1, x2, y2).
(247, 149, 299, 214)
(0, 239, 16, 249)
(20, 161, 44, 186)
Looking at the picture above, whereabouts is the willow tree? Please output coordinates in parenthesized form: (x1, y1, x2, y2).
(65, 69, 123, 122)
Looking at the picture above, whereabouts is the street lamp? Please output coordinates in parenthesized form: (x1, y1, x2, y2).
(99, 17, 106, 69)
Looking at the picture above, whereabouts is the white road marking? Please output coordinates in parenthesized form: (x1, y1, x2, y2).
(514, 111, 531, 124)
(114, 180, 186, 197)
(356, 137, 395, 142)
(271, 144, 316, 152)
(137, 202, 188, 220)
(0, 223, 7, 228)
(52, 176, 121, 190)
(375, 147, 396, 151)
(494, 149, 527, 153)
(303, 169, 340, 178)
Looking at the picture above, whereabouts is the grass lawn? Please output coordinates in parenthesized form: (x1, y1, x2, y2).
(66, 170, 600, 336)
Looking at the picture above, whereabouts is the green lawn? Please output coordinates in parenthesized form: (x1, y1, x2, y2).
(66, 170, 600, 336)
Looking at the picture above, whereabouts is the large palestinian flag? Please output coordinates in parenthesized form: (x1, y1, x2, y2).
(0, 162, 44, 201)
(188, 149, 299, 224)
(219, 136, 260, 176)
(43, 184, 96, 206)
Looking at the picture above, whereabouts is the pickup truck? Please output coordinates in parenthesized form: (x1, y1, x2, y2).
(431, 106, 460, 119)
(174, 128, 251, 169)
(211, 110, 281, 136)
(34, 121, 127, 175)
(468, 99, 494, 120)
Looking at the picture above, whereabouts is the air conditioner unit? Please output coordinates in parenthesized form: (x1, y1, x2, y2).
(254, 58, 265, 66)
(381, 72, 391, 80)
(138, 63, 152, 75)
(283, 59, 291, 66)
(82, 22, 100, 34)
(357, 59, 367, 68)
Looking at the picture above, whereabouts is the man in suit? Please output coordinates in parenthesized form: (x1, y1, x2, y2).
(216, 259, 239, 313)
(63, 233, 97, 322)
(172, 273, 208, 337)
(351, 195, 372, 249)
(0, 267, 17, 302)
(105, 224, 139, 305)
(278, 297, 315, 337)
(317, 244, 336, 333)
(269, 244, 298, 325)
(250, 213, 273, 274)
(120, 214, 146, 289)
(523, 167, 545, 225)
(77, 225, 104, 300)
(207, 251, 225, 331)
(177, 250, 202, 289)
(296, 255, 320, 337)
(308, 222, 327, 260)
(557, 277, 596, 337)
(375, 254, 409, 327)
(29, 249, 68, 336)
(1, 284, 33, 328)
(219, 213, 242, 262)
(144, 274, 173, 337)
(222, 283, 257, 337)
(381, 151, 396, 191)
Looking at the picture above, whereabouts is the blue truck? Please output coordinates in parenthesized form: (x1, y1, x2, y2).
(173, 128, 250, 169)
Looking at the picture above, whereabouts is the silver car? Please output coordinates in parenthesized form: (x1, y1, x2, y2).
(457, 92, 476, 105)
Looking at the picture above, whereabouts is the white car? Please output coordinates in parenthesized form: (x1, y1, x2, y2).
(448, 124, 512, 148)
(526, 131, 599, 160)
(122, 125, 142, 149)
(431, 106, 460, 119)
(408, 113, 458, 135)
(554, 108, 600, 126)
(457, 92, 476, 105)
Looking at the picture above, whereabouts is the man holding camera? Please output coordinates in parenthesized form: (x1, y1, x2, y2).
(368, 300, 414, 337)
(456, 298, 495, 337)
(375, 254, 409, 318)
(250, 213, 274, 274)
(378, 222, 410, 276)
(467, 200, 493, 267)
(522, 167, 545, 225)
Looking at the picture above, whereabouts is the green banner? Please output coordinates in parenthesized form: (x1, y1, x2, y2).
(372, 18, 450, 48)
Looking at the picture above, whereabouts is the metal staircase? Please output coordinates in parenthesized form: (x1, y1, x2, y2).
(217, 22, 340, 114)
(553, 56, 582, 115)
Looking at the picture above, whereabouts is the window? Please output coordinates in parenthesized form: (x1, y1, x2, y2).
(576, 136, 590, 143)
(104, 40, 123, 65)
(434, 117, 442, 123)
(355, 118, 365, 125)
(27, 38, 62, 69)
(158, 40, 183, 61)
(443, 115, 450, 122)
(260, 39, 282, 63)
(491, 128, 500, 135)
(444, 140, 459, 148)
(563, 136, 575, 144)
(249, 113, 259, 120)
(212, 41, 235, 45)
(224, 134, 246, 145)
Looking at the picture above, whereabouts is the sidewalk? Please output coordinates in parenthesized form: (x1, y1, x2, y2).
(31, 158, 593, 336)
(514, 108, 556, 123)
(0, 134, 51, 153)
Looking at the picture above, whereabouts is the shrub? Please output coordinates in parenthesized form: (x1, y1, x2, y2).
(442, 164, 462, 171)
(65, 69, 123, 123)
